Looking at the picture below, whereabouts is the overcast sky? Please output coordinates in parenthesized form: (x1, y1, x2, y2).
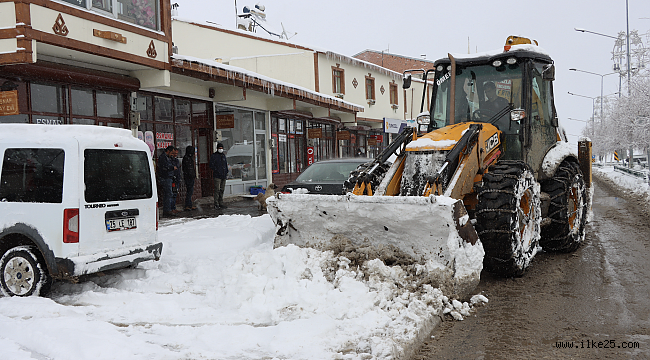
(173, 0, 650, 144)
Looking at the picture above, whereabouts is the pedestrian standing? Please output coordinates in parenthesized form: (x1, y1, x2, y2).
(182, 145, 197, 211)
(157, 145, 177, 217)
(209, 143, 229, 209)
(170, 147, 181, 214)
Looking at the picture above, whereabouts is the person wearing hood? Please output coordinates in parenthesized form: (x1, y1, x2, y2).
(182, 145, 197, 211)
(209, 143, 229, 209)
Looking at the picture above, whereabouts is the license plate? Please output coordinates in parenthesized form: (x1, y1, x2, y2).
(106, 217, 137, 231)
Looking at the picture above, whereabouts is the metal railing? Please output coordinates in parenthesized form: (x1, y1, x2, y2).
(613, 165, 650, 184)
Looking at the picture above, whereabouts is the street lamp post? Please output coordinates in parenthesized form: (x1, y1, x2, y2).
(568, 69, 617, 128)
(567, 91, 596, 137)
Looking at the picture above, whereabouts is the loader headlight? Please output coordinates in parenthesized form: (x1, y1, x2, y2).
(492, 60, 503, 67)
(437, 65, 444, 71)
(511, 109, 526, 121)
(506, 57, 517, 65)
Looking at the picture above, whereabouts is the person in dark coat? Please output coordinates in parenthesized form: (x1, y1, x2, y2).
(170, 147, 181, 211)
(182, 145, 197, 211)
(157, 145, 178, 216)
(209, 143, 229, 209)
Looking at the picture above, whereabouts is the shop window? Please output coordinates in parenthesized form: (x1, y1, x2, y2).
(134, 94, 153, 120)
(0, 115, 29, 124)
(154, 96, 173, 122)
(31, 83, 67, 114)
(332, 66, 345, 95)
(255, 112, 266, 130)
(389, 82, 398, 105)
(216, 108, 256, 181)
(72, 118, 96, 125)
(71, 87, 94, 116)
(96, 91, 124, 118)
(175, 99, 190, 124)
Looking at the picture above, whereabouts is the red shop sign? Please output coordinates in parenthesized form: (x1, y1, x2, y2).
(307, 146, 314, 166)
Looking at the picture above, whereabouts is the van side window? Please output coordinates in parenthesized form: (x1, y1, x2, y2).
(0, 148, 65, 203)
(84, 149, 153, 202)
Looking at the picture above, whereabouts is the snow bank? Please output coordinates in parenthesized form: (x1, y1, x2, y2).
(0, 214, 487, 360)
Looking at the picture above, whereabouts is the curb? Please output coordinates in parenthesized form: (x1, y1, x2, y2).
(399, 314, 442, 360)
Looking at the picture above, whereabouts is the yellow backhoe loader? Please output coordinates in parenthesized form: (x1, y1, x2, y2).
(268, 37, 592, 296)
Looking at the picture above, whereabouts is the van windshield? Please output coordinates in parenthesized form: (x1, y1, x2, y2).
(84, 149, 152, 203)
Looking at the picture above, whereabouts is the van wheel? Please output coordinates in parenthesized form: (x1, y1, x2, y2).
(0, 246, 50, 297)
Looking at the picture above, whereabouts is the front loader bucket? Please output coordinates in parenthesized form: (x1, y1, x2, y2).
(267, 193, 484, 298)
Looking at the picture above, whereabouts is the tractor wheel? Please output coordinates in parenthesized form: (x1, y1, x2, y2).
(0, 246, 50, 297)
(475, 161, 541, 276)
(540, 160, 587, 252)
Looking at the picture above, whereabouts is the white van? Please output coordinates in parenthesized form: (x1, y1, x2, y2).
(0, 124, 162, 297)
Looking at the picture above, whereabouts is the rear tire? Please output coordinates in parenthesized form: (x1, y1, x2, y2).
(475, 161, 541, 276)
(540, 160, 587, 252)
(0, 246, 50, 297)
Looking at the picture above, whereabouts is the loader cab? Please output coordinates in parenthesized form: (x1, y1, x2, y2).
(424, 50, 558, 166)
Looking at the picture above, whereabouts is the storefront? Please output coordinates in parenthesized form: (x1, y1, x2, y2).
(132, 91, 214, 203)
(270, 113, 339, 187)
(215, 105, 269, 195)
(0, 63, 137, 126)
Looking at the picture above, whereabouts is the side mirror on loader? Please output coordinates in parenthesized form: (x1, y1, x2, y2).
(403, 74, 412, 89)
(543, 64, 555, 81)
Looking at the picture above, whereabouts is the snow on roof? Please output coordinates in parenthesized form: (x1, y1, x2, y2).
(323, 51, 403, 80)
(449, 44, 551, 60)
(173, 18, 405, 82)
(171, 54, 365, 113)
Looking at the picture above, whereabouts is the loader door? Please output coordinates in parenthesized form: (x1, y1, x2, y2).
(525, 62, 558, 175)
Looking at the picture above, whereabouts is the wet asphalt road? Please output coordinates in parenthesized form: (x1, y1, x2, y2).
(414, 177, 650, 359)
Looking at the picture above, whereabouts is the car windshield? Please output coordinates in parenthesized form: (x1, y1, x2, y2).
(431, 63, 523, 130)
(295, 161, 364, 182)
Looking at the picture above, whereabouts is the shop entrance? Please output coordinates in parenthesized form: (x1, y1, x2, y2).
(196, 128, 213, 197)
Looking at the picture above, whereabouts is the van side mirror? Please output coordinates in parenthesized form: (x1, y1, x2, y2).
(403, 74, 412, 89)
(543, 64, 555, 81)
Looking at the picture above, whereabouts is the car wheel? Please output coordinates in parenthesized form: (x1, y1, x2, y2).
(1, 246, 50, 297)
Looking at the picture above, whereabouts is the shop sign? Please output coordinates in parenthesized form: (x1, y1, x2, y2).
(0, 91, 19, 116)
(278, 134, 287, 142)
(371, 135, 384, 142)
(336, 131, 350, 141)
(383, 118, 415, 134)
(35, 118, 63, 125)
(307, 146, 314, 166)
(156, 132, 173, 149)
(367, 138, 377, 146)
(216, 114, 235, 129)
(308, 128, 322, 139)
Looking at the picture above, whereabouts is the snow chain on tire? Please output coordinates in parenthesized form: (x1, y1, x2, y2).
(540, 160, 587, 252)
(474, 161, 541, 276)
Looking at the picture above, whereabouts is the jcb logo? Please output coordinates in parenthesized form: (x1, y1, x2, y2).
(485, 133, 499, 153)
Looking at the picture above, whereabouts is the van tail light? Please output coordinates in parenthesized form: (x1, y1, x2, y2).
(156, 202, 159, 231)
(63, 208, 80, 243)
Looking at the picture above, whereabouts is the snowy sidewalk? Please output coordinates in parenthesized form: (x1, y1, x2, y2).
(0, 207, 487, 360)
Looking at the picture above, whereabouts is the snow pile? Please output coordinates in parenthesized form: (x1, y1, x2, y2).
(0, 214, 487, 360)
(268, 194, 485, 299)
(405, 137, 457, 151)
